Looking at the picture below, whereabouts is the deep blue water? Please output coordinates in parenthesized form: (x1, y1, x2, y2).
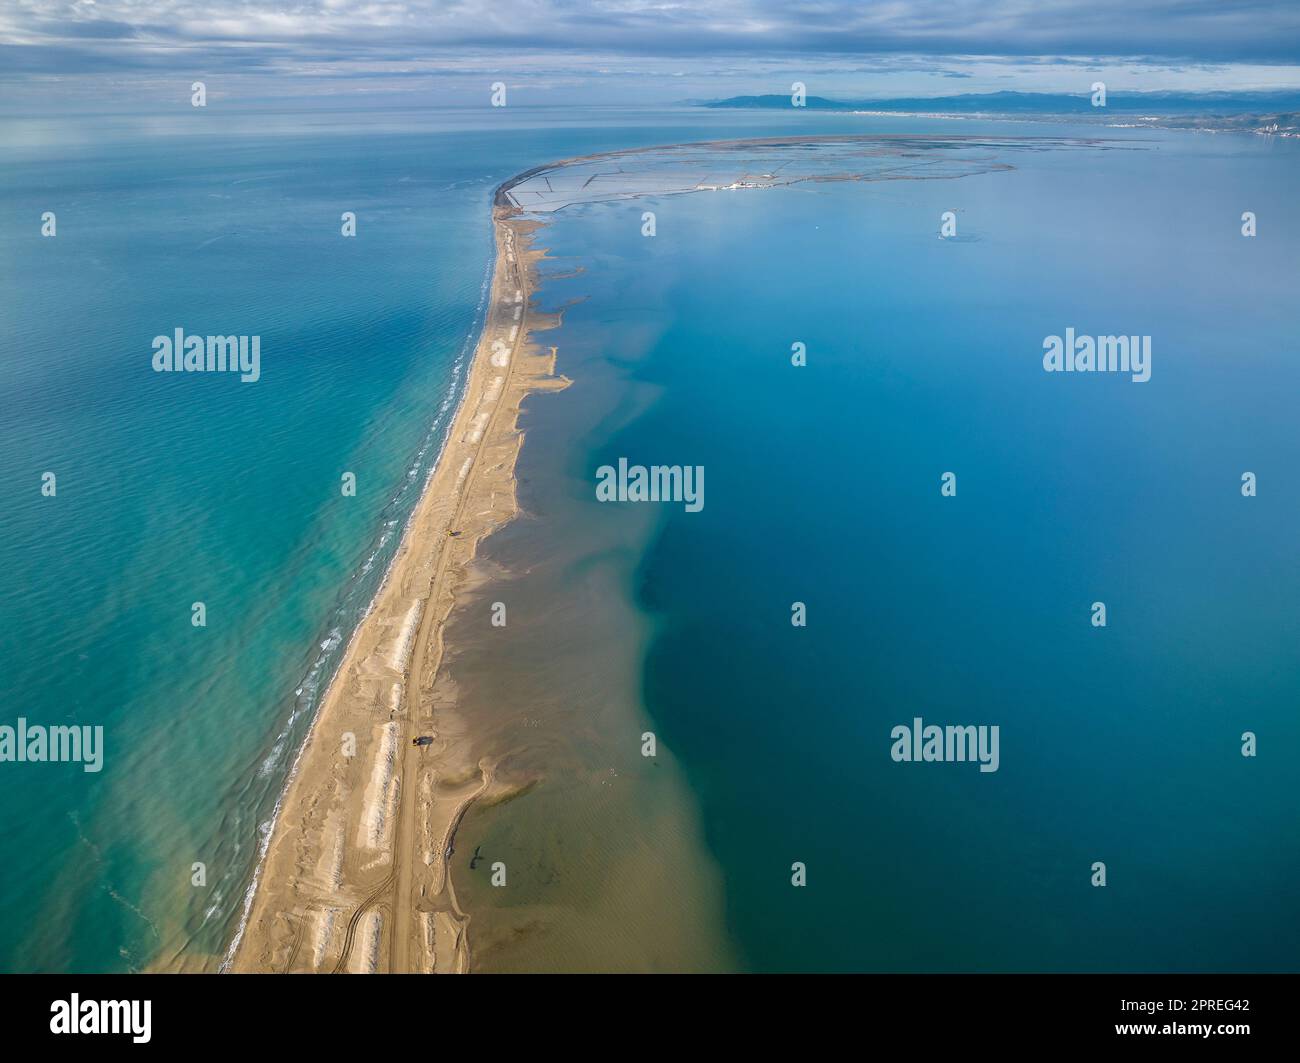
(531, 126, 1300, 970)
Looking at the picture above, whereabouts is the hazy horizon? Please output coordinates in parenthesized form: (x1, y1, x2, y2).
(4, 1, 1300, 114)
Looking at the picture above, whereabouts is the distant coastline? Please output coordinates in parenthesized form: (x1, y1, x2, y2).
(702, 91, 1300, 135)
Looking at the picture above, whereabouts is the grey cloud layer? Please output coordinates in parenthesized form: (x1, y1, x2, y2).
(3, 0, 1299, 73)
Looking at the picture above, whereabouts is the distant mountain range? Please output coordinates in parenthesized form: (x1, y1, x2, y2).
(703, 90, 1300, 116)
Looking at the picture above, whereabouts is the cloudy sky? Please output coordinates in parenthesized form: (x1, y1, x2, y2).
(3, 0, 1299, 108)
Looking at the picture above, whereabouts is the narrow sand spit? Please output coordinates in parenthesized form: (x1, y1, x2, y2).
(229, 194, 567, 973)
(188, 136, 1029, 972)
(206, 137, 1028, 975)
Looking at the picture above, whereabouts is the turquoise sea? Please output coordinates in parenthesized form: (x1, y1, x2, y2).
(1, 106, 1297, 971)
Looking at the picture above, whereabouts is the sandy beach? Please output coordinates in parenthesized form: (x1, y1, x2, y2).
(229, 189, 566, 974)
